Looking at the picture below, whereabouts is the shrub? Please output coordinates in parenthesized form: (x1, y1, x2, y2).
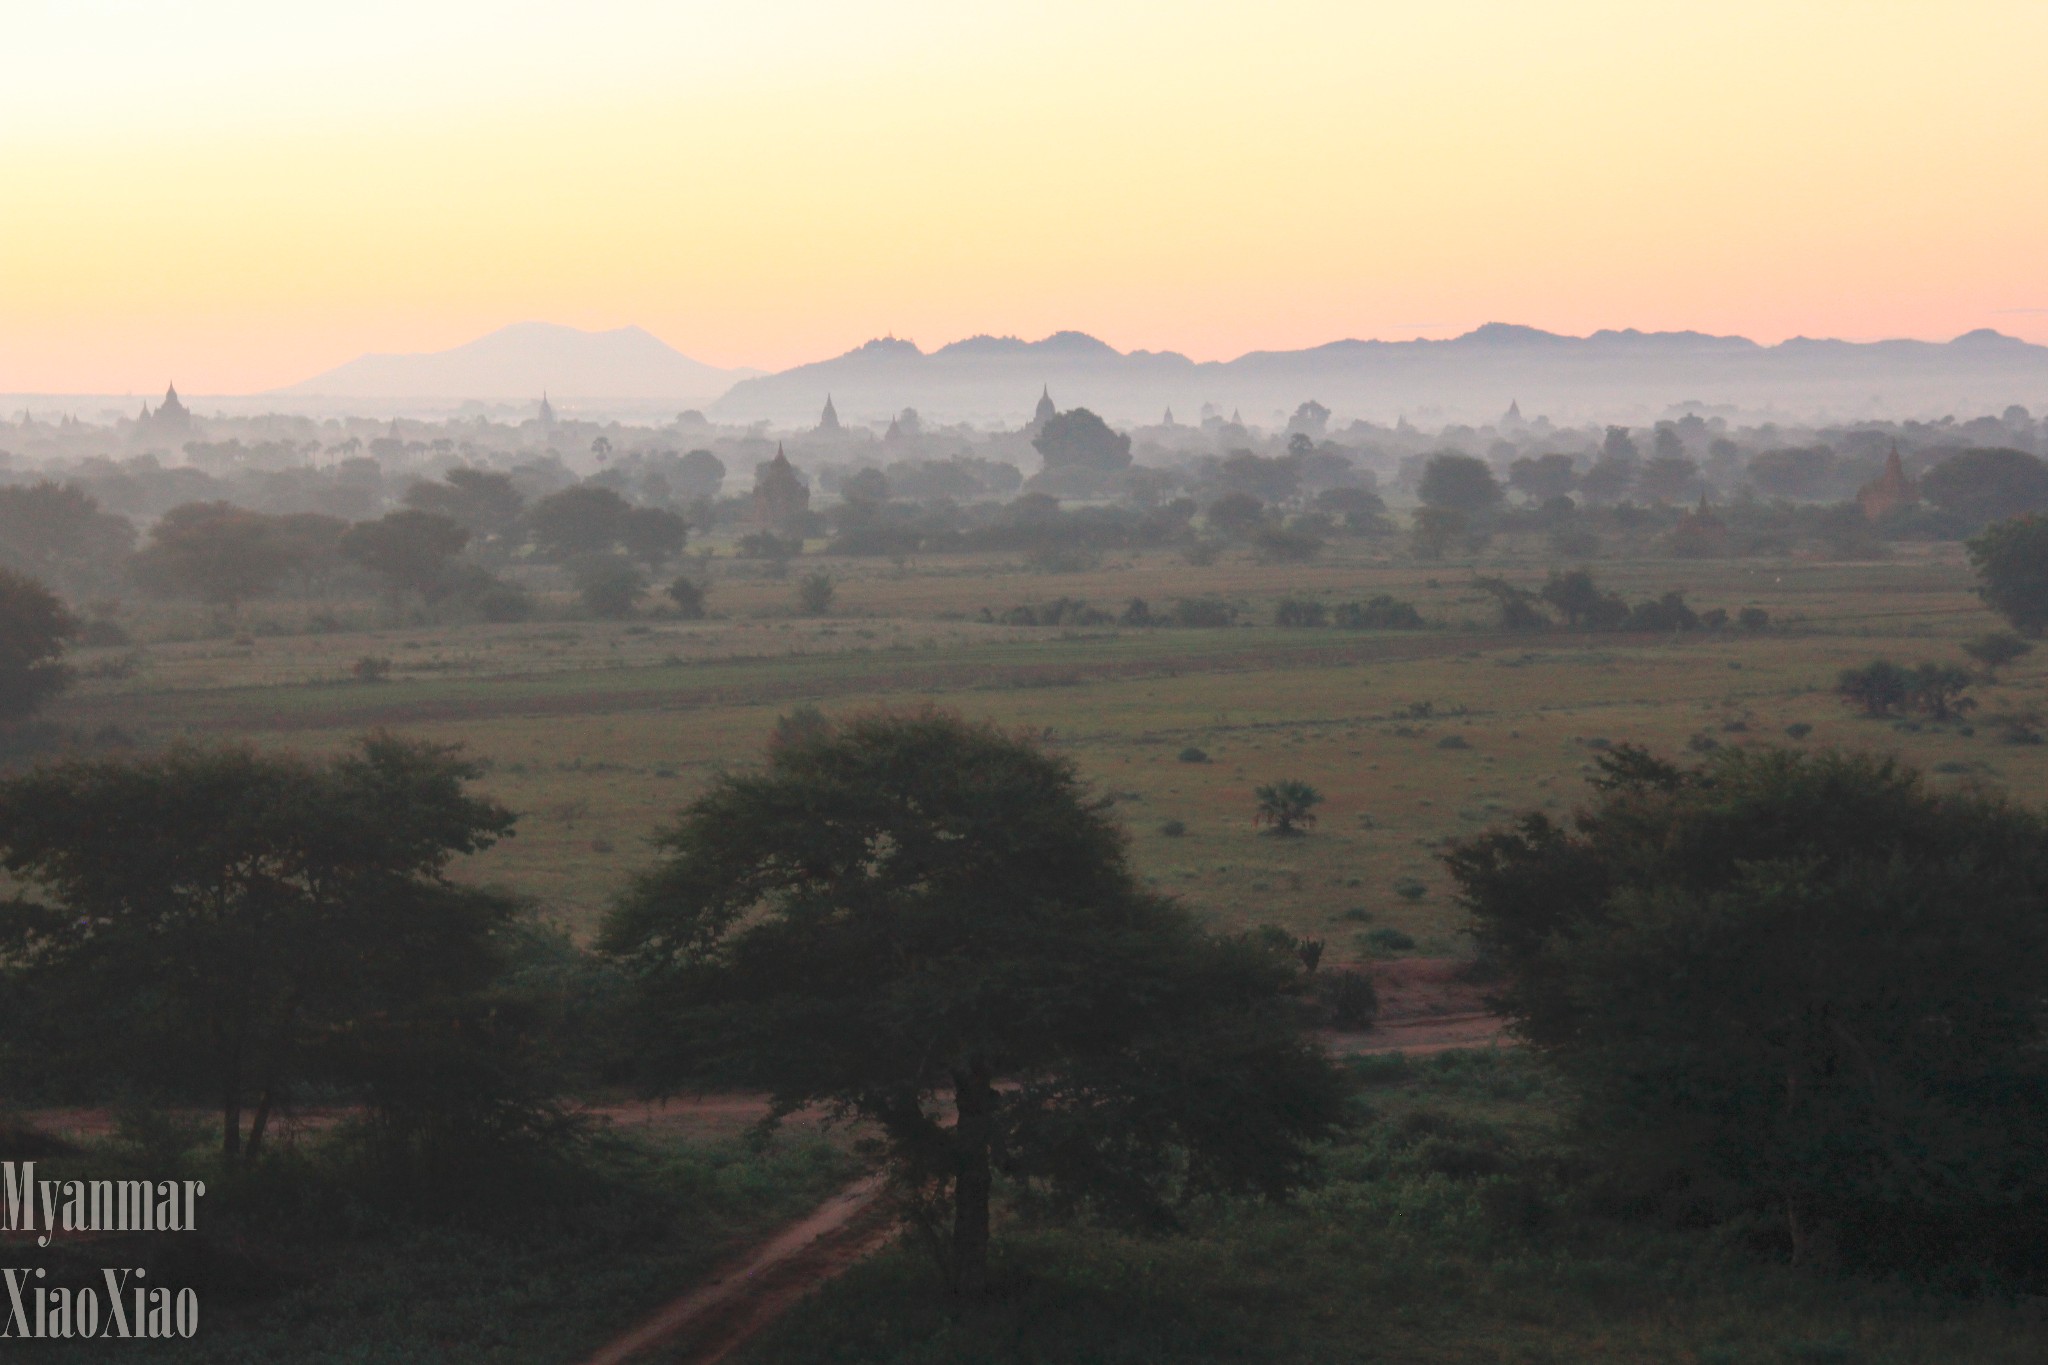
(1169, 597, 1238, 627)
(1159, 819, 1187, 837)
(1251, 524, 1323, 564)
(1177, 746, 1209, 763)
(666, 576, 709, 619)
(1253, 779, 1324, 835)
(1312, 969, 1379, 1029)
(1365, 927, 1416, 951)
(1332, 595, 1425, 629)
(571, 555, 646, 619)
(1785, 722, 1813, 739)
(1963, 630, 2033, 677)
(738, 530, 801, 561)
(796, 572, 836, 615)
(1738, 606, 1771, 632)
(352, 655, 393, 682)
(1273, 597, 1327, 627)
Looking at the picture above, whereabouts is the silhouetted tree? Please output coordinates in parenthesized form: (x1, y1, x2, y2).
(1032, 408, 1132, 472)
(133, 502, 297, 609)
(340, 510, 471, 600)
(528, 485, 632, 561)
(674, 449, 726, 501)
(404, 468, 525, 540)
(570, 554, 646, 619)
(618, 505, 689, 570)
(1968, 515, 2048, 636)
(601, 710, 1346, 1294)
(0, 483, 136, 588)
(1205, 491, 1265, 536)
(666, 575, 709, 619)
(1253, 779, 1323, 834)
(795, 571, 836, 615)
(1963, 630, 2033, 677)
(1417, 453, 1502, 514)
(1923, 450, 2048, 527)
(1508, 454, 1578, 501)
(1446, 747, 2048, 1270)
(0, 569, 78, 723)
(0, 736, 516, 1164)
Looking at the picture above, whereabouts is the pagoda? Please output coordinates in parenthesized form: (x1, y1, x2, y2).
(152, 382, 191, 432)
(751, 444, 811, 532)
(1857, 443, 1917, 522)
(817, 394, 841, 434)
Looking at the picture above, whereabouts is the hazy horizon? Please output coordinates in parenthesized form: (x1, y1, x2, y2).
(6, 1, 2048, 395)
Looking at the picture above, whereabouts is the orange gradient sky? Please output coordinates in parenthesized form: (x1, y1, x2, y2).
(4, 0, 2047, 394)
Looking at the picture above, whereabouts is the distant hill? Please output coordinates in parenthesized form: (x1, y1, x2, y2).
(711, 325, 2048, 428)
(277, 322, 753, 405)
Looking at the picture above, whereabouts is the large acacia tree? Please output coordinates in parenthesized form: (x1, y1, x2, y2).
(0, 734, 516, 1162)
(601, 709, 1346, 1293)
(1447, 745, 2048, 1272)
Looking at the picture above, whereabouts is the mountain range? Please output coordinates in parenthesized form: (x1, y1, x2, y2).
(709, 325, 2048, 428)
(275, 322, 754, 407)
(273, 322, 2048, 427)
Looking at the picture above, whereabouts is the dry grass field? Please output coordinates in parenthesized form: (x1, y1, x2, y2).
(57, 540, 2047, 953)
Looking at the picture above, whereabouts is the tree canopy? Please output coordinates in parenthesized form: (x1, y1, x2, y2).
(0, 569, 78, 723)
(340, 508, 472, 600)
(1446, 745, 2048, 1271)
(1032, 408, 1133, 473)
(0, 735, 517, 1163)
(1967, 514, 2048, 636)
(601, 709, 1346, 1293)
(133, 501, 300, 608)
(1922, 449, 2048, 527)
(1417, 453, 1502, 514)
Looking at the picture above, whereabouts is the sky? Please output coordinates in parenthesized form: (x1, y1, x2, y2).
(4, 0, 2047, 394)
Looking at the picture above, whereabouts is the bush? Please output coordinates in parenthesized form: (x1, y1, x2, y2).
(352, 655, 392, 683)
(1273, 597, 1327, 627)
(1365, 927, 1416, 952)
(1177, 746, 1209, 763)
(1158, 819, 1187, 837)
(796, 572, 836, 615)
(1963, 630, 2033, 676)
(1332, 595, 1424, 629)
(1836, 659, 1975, 720)
(738, 531, 801, 561)
(1251, 524, 1323, 564)
(666, 576, 709, 619)
(571, 554, 647, 619)
(1311, 969, 1379, 1029)
(1253, 778, 1323, 834)
(1169, 597, 1238, 628)
(1737, 606, 1771, 632)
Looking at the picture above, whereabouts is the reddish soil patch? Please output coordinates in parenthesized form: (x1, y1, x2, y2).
(1325, 957, 1510, 1056)
(576, 1173, 896, 1365)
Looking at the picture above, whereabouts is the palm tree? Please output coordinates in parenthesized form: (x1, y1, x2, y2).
(1254, 779, 1323, 835)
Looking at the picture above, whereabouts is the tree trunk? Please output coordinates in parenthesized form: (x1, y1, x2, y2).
(245, 1081, 277, 1162)
(951, 1063, 994, 1297)
(222, 1087, 242, 1163)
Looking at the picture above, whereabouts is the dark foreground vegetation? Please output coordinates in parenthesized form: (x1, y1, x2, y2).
(741, 1048, 2048, 1365)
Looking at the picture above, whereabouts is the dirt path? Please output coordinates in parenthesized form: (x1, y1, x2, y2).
(576, 1173, 898, 1365)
